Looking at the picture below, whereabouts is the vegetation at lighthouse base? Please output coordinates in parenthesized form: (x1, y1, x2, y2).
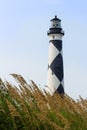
(0, 74, 87, 130)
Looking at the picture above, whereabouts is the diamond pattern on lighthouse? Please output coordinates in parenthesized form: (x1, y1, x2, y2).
(50, 53, 63, 82)
(50, 40, 62, 51)
(56, 84, 64, 94)
(47, 67, 60, 94)
(48, 42, 60, 65)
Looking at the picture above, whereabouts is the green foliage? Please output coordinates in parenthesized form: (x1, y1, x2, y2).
(0, 74, 87, 130)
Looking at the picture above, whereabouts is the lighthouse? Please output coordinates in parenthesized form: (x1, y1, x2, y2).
(47, 16, 64, 95)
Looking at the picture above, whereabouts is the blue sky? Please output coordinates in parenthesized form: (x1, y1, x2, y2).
(0, 0, 87, 99)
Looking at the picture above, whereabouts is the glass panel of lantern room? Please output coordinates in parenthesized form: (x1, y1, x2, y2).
(51, 21, 61, 28)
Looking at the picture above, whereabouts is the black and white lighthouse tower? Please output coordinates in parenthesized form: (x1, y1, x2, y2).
(47, 16, 64, 95)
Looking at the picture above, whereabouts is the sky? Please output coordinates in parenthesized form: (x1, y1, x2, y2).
(0, 0, 87, 99)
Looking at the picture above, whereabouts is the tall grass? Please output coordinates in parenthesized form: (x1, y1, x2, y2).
(0, 74, 87, 130)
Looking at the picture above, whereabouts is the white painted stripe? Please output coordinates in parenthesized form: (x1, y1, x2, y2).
(48, 42, 59, 65)
(47, 68, 60, 95)
(49, 34, 63, 40)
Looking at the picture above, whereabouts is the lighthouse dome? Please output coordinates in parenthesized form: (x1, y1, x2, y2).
(51, 15, 61, 28)
(47, 16, 64, 35)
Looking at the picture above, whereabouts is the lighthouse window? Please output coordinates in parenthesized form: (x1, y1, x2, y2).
(53, 35, 55, 39)
(58, 22, 61, 27)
